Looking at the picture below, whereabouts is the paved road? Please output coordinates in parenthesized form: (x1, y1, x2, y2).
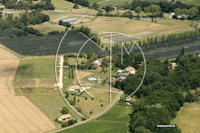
(50, 91, 123, 133)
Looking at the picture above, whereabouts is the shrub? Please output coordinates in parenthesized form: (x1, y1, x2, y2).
(100, 99, 101, 102)
(76, 107, 82, 112)
(61, 122, 68, 128)
(85, 97, 87, 100)
(90, 111, 92, 114)
(68, 100, 75, 105)
(67, 119, 74, 126)
(9, 34, 14, 38)
(81, 117, 86, 121)
(73, 4, 79, 9)
(77, 99, 80, 102)
(101, 104, 103, 107)
(91, 97, 94, 100)
(181, 16, 185, 20)
(185, 94, 195, 102)
(61, 106, 69, 114)
(54, 118, 58, 122)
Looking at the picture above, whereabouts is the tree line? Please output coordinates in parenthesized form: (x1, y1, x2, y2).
(2, 0, 55, 10)
(65, 0, 89, 7)
(111, 27, 200, 54)
(0, 10, 49, 30)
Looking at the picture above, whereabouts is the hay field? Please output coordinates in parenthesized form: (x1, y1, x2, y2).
(0, 47, 55, 132)
(171, 102, 200, 133)
(78, 16, 192, 40)
(30, 22, 66, 34)
(52, 0, 98, 13)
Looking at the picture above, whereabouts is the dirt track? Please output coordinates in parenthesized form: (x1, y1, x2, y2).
(0, 47, 55, 133)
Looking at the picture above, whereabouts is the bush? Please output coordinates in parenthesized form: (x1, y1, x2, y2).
(100, 99, 101, 102)
(68, 100, 75, 105)
(90, 111, 92, 114)
(61, 122, 68, 128)
(185, 93, 195, 102)
(67, 119, 74, 126)
(61, 106, 69, 114)
(181, 16, 185, 20)
(76, 107, 82, 112)
(85, 97, 87, 100)
(9, 34, 14, 38)
(77, 99, 80, 102)
(100, 104, 103, 107)
(91, 97, 94, 100)
(81, 117, 86, 121)
(54, 118, 58, 122)
(73, 4, 79, 9)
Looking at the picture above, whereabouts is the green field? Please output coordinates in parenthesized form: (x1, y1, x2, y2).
(14, 58, 55, 79)
(171, 102, 200, 133)
(58, 105, 132, 133)
(176, 0, 200, 5)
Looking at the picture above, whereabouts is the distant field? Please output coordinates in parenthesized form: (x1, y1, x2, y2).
(78, 16, 191, 40)
(31, 22, 66, 34)
(0, 30, 102, 56)
(58, 105, 132, 133)
(52, 0, 74, 10)
(176, 0, 200, 5)
(171, 102, 200, 133)
(51, 0, 98, 13)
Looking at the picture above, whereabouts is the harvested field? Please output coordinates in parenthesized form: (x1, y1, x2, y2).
(0, 96, 55, 133)
(0, 47, 55, 132)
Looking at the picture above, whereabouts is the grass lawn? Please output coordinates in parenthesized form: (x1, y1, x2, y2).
(171, 102, 200, 133)
(30, 22, 66, 34)
(14, 57, 55, 79)
(58, 105, 132, 133)
(67, 88, 118, 118)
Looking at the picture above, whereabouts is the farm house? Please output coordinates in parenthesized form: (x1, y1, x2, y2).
(68, 83, 84, 92)
(125, 98, 132, 105)
(125, 66, 136, 74)
(58, 114, 72, 121)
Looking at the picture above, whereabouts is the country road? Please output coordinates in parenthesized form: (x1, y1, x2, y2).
(50, 91, 123, 133)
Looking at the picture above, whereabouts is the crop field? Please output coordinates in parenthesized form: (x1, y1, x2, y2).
(58, 105, 132, 133)
(52, 0, 74, 10)
(0, 29, 26, 38)
(0, 47, 55, 132)
(78, 16, 191, 41)
(30, 22, 66, 34)
(88, 0, 132, 7)
(171, 103, 200, 133)
(51, 0, 98, 13)
(0, 30, 102, 56)
(15, 58, 55, 79)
